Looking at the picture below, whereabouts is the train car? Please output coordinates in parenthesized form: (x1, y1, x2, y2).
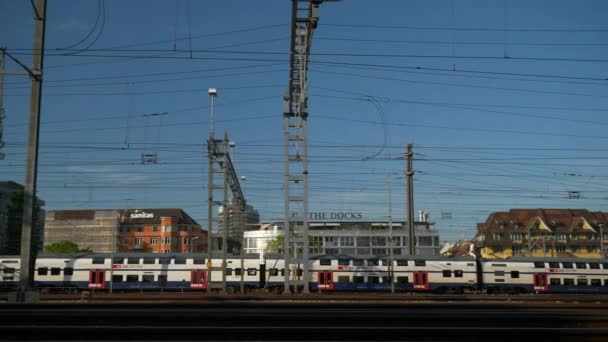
(481, 257, 608, 294)
(0, 256, 20, 289)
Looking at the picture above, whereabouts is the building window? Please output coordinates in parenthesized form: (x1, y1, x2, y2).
(372, 248, 387, 256)
(571, 246, 580, 253)
(50, 268, 61, 276)
(324, 236, 337, 247)
(556, 246, 566, 253)
(137, 226, 144, 232)
(150, 238, 158, 245)
(119, 239, 127, 245)
(493, 247, 503, 253)
(512, 246, 522, 255)
(339, 236, 354, 247)
(371, 237, 386, 246)
(356, 236, 370, 247)
(134, 237, 142, 247)
(510, 233, 523, 241)
(184, 237, 191, 245)
(557, 234, 568, 241)
(390, 236, 401, 247)
(587, 246, 596, 253)
(153, 225, 158, 232)
(162, 237, 171, 245)
(492, 233, 502, 240)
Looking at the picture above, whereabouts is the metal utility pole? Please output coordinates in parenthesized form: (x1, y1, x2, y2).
(406, 144, 415, 256)
(387, 175, 394, 294)
(283, 0, 325, 295)
(207, 88, 217, 289)
(221, 132, 229, 293)
(18, 0, 47, 301)
(0, 49, 6, 160)
(600, 224, 605, 258)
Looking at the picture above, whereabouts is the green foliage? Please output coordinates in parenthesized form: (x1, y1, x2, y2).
(44, 240, 91, 253)
(265, 235, 322, 253)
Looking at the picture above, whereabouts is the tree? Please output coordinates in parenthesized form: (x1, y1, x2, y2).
(265, 235, 321, 254)
(44, 240, 92, 253)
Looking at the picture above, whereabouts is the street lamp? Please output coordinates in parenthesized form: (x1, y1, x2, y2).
(191, 237, 199, 253)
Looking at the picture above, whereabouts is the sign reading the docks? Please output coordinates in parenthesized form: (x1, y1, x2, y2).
(306, 212, 363, 220)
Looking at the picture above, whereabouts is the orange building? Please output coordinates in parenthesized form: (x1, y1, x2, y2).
(117, 209, 207, 253)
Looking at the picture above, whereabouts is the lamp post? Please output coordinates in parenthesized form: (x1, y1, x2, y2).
(600, 224, 605, 258)
(191, 237, 199, 253)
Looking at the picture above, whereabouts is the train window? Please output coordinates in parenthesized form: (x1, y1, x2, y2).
(591, 279, 601, 286)
(338, 276, 350, 283)
(603, 263, 608, 269)
(142, 275, 154, 283)
(368, 276, 380, 283)
(510, 271, 519, 279)
(113, 257, 124, 264)
(382, 276, 391, 283)
(159, 258, 171, 265)
(494, 271, 505, 277)
(64, 267, 74, 276)
(50, 268, 61, 276)
(550, 278, 560, 285)
(396, 260, 408, 266)
(126, 275, 139, 282)
(442, 270, 452, 278)
(92, 257, 105, 264)
(454, 270, 464, 278)
(396, 276, 408, 284)
(247, 268, 257, 276)
(467, 263, 475, 267)
(3, 268, 15, 274)
(414, 260, 426, 266)
(127, 257, 140, 265)
(280, 269, 285, 277)
(491, 264, 506, 267)
(548, 262, 560, 268)
(193, 258, 205, 265)
(269, 268, 279, 276)
(319, 259, 331, 266)
(534, 262, 545, 268)
(158, 275, 167, 284)
(112, 275, 123, 283)
(589, 263, 600, 269)
(143, 257, 155, 264)
(353, 259, 364, 266)
(174, 257, 187, 265)
(37, 267, 48, 276)
(577, 279, 588, 286)
(495, 279, 505, 283)
(353, 276, 365, 283)
(338, 259, 350, 266)
(575, 263, 587, 269)
(226, 268, 233, 276)
(1, 260, 18, 263)
(368, 260, 379, 266)
(605, 279, 608, 286)
(563, 278, 574, 285)
(235, 268, 242, 276)
(562, 262, 573, 269)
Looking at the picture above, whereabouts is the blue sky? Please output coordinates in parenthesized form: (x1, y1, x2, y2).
(1, 0, 608, 242)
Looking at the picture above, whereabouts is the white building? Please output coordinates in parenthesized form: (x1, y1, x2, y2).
(244, 218, 441, 260)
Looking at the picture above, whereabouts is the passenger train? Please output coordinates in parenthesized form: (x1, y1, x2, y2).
(1, 253, 607, 294)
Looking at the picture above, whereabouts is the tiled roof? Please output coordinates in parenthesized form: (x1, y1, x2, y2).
(477, 208, 608, 233)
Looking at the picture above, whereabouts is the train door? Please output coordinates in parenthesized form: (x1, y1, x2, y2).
(88, 270, 106, 289)
(533, 273, 548, 292)
(191, 270, 207, 289)
(318, 271, 334, 290)
(413, 271, 429, 291)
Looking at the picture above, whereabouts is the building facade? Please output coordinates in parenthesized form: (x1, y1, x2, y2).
(218, 202, 260, 241)
(0, 181, 45, 254)
(244, 220, 441, 258)
(44, 208, 207, 253)
(476, 208, 608, 259)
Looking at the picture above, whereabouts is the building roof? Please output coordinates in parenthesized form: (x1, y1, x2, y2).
(48, 208, 200, 226)
(477, 208, 608, 234)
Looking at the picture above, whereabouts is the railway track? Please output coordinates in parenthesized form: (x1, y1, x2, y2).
(0, 302, 607, 341)
(6, 291, 607, 304)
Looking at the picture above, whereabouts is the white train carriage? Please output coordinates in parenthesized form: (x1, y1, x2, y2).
(0, 256, 20, 288)
(482, 257, 608, 294)
(405, 257, 478, 293)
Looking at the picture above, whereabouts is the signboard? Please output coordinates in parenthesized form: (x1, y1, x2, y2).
(129, 211, 154, 219)
(306, 212, 363, 220)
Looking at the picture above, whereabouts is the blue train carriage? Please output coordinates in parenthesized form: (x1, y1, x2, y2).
(481, 257, 608, 294)
(0, 256, 20, 289)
